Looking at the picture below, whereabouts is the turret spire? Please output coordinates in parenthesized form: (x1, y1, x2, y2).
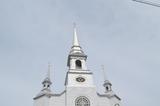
(42, 63, 52, 91)
(101, 65, 112, 93)
(102, 65, 107, 81)
(73, 23, 80, 46)
(47, 62, 51, 79)
(34, 63, 53, 99)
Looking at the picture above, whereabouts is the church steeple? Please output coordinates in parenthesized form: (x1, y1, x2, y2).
(65, 24, 94, 86)
(67, 24, 87, 70)
(42, 63, 52, 91)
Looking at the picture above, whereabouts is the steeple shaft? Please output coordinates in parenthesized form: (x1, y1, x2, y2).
(73, 23, 80, 46)
(70, 23, 84, 54)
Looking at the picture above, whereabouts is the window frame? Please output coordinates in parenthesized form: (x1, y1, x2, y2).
(75, 96, 90, 106)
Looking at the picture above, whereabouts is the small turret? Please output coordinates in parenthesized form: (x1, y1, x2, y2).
(101, 65, 112, 93)
(103, 80, 112, 92)
(42, 63, 52, 91)
(34, 63, 53, 100)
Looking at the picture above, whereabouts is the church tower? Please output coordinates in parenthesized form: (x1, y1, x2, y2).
(33, 25, 122, 106)
(65, 24, 97, 106)
(65, 24, 94, 87)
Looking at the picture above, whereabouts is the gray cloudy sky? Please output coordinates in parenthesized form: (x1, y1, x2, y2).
(0, 0, 160, 106)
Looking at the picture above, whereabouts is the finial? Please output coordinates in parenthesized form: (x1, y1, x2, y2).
(73, 22, 80, 46)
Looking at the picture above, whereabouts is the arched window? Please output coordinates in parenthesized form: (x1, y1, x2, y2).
(75, 96, 90, 106)
(75, 60, 82, 69)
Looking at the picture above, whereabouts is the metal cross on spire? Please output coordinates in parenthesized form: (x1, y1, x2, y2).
(132, 0, 160, 7)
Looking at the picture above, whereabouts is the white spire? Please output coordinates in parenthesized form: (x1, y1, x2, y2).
(47, 62, 51, 79)
(101, 65, 112, 92)
(42, 63, 52, 91)
(73, 23, 80, 46)
(101, 65, 107, 81)
(69, 23, 84, 54)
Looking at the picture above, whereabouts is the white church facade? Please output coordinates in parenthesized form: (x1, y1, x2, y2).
(33, 26, 122, 106)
